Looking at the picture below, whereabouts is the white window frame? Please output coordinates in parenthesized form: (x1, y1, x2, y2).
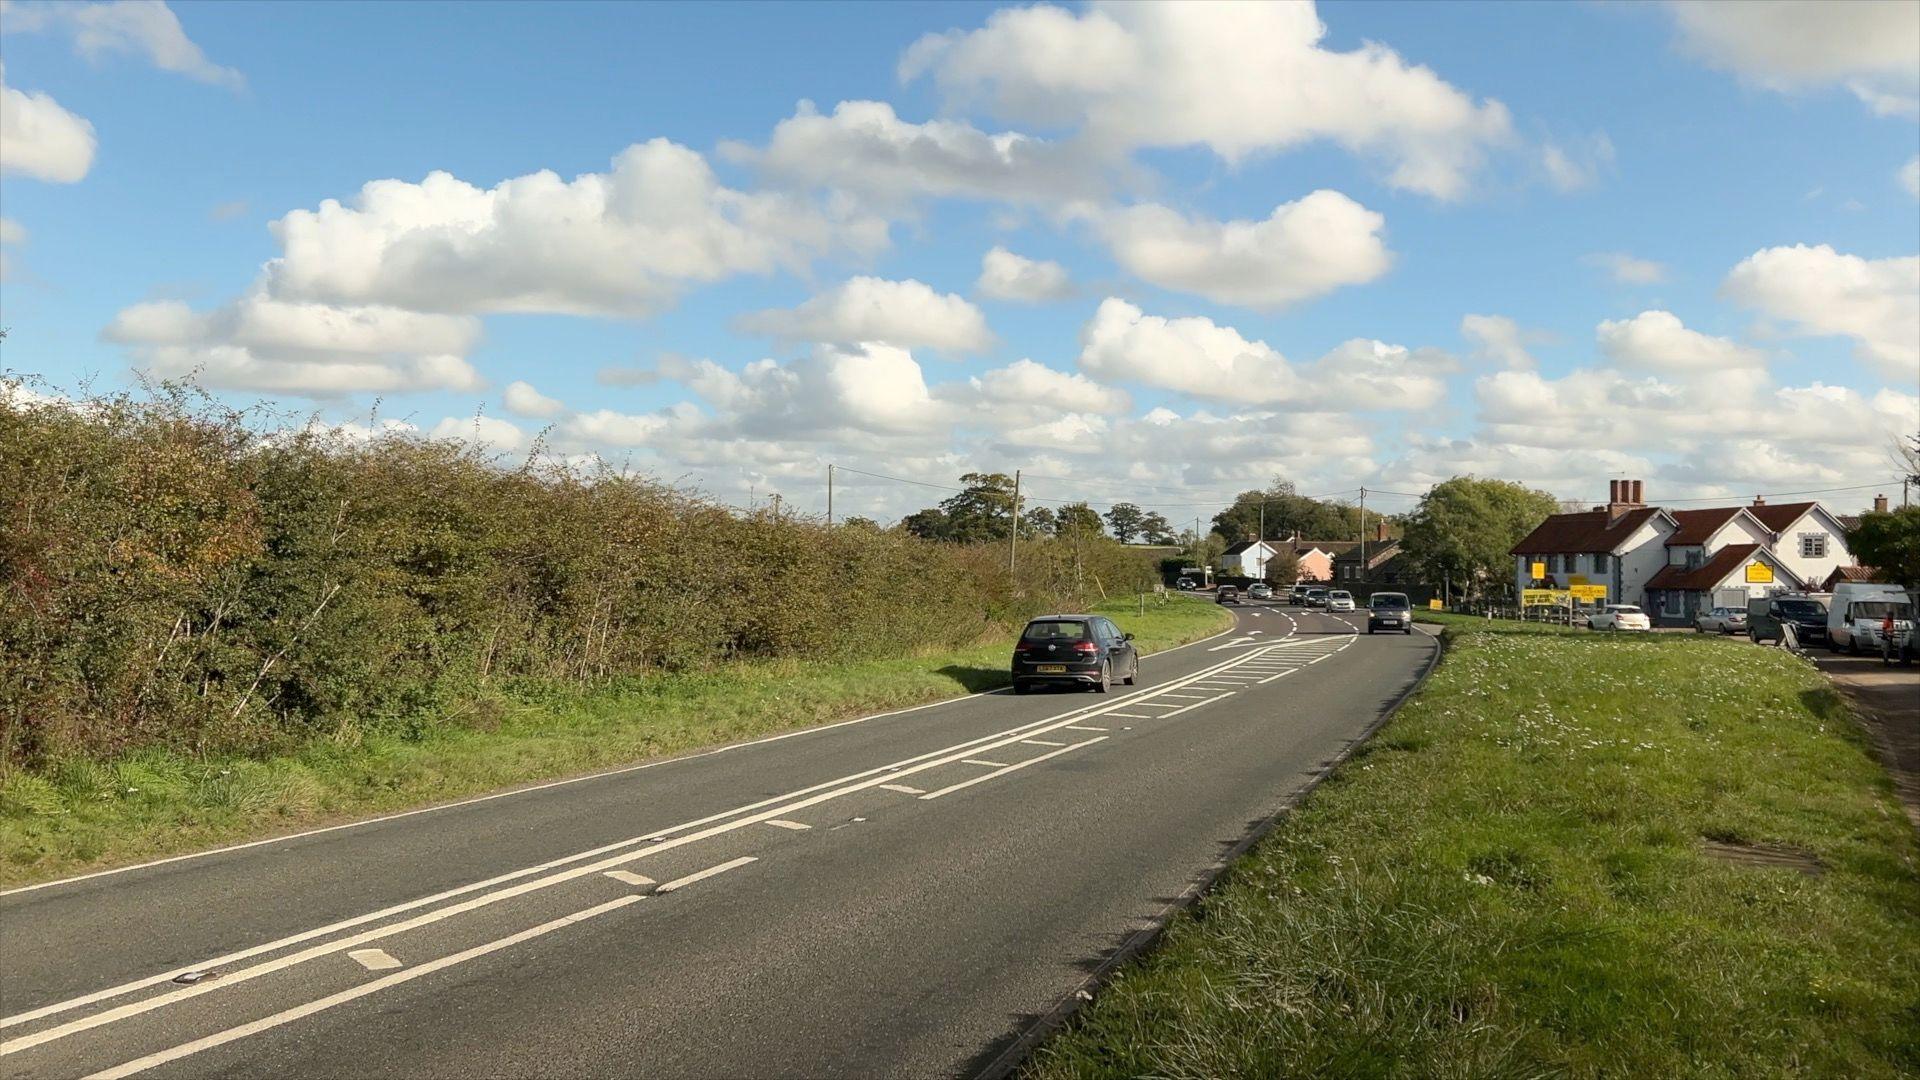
(1799, 533, 1826, 559)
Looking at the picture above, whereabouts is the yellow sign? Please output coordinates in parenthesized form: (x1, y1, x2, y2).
(1429, 598, 1443, 610)
(1568, 574, 1589, 587)
(1570, 584, 1608, 601)
(1523, 588, 1571, 607)
(1530, 562, 1546, 580)
(1745, 562, 1774, 584)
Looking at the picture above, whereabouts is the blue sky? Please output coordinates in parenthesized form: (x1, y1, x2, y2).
(2, 0, 1916, 523)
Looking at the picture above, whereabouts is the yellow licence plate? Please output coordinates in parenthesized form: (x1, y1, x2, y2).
(1036, 664, 1067, 674)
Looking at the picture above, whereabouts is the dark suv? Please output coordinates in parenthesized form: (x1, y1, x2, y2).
(1366, 592, 1413, 634)
(1011, 615, 1138, 694)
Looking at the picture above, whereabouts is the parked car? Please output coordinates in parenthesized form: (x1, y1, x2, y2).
(1367, 592, 1413, 634)
(1587, 604, 1651, 631)
(1747, 595, 1829, 645)
(1217, 585, 1240, 605)
(1694, 606, 1747, 635)
(1828, 582, 1914, 656)
(1174, 576, 1196, 591)
(1248, 583, 1273, 600)
(1010, 615, 1138, 694)
(1305, 588, 1329, 608)
(1327, 590, 1356, 613)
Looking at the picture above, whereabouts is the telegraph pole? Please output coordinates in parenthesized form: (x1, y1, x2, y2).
(1257, 501, 1267, 581)
(826, 464, 834, 527)
(1358, 486, 1368, 581)
(1008, 469, 1022, 575)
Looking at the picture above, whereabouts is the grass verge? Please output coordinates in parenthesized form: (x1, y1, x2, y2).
(1027, 619, 1920, 1078)
(0, 594, 1232, 889)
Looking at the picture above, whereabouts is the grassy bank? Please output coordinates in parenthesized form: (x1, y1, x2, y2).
(0, 595, 1230, 888)
(1028, 620, 1920, 1077)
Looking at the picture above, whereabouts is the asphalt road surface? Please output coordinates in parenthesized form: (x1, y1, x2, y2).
(2, 602, 1437, 1079)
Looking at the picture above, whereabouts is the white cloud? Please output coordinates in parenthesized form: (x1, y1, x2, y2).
(1722, 244, 1920, 381)
(658, 343, 949, 440)
(503, 380, 565, 419)
(976, 246, 1073, 302)
(428, 414, 527, 454)
(1583, 252, 1668, 284)
(1667, 0, 1920, 117)
(727, 99, 1106, 207)
(1076, 298, 1446, 409)
(1540, 132, 1615, 192)
(3, 1, 242, 87)
(1460, 314, 1537, 369)
(735, 276, 994, 355)
(0, 216, 22, 279)
(901, 0, 1514, 199)
(0, 63, 97, 182)
(1596, 310, 1763, 370)
(1902, 155, 1920, 198)
(1090, 190, 1391, 308)
(103, 293, 484, 396)
(965, 358, 1130, 415)
(264, 139, 888, 318)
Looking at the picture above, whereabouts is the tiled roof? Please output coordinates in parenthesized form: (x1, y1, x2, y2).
(1746, 501, 1819, 533)
(1332, 538, 1403, 569)
(1220, 540, 1265, 558)
(1290, 540, 1360, 556)
(1645, 544, 1764, 591)
(1665, 507, 1744, 546)
(1824, 565, 1881, 584)
(1509, 507, 1662, 555)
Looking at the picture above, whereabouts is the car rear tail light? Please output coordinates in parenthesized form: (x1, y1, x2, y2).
(1072, 641, 1099, 654)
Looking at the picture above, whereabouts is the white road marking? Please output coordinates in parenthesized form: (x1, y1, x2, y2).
(1160, 692, 1236, 717)
(655, 856, 757, 894)
(602, 871, 656, 886)
(1156, 692, 1212, 700)
(918, 738, 1107, 801)
(762, 820, 811, 831)
(1103, 713, 1152, 719)
(1020, 739, 1066, 747)
(878, 783, 925, 795)
(1063, 725, 1107, 732)
(9, 635, 1324, 1054)
(345, 949, 400, 972)
(961, 759, 1010, 768)
(83, 895, 643, 1080)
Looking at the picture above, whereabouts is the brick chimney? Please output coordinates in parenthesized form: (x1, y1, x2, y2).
(1875, 493, 1889, 513)
(1606, 479, 1644, 520)
(1752, 495, 1765, 507)
(1375, 518, 1391, 542)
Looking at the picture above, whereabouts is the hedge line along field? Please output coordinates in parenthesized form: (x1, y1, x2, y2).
(0, 382, 1156, 767)
(1026, 622, 1920, 1079)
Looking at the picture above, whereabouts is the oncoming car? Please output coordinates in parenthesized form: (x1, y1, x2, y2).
(1588, 604, 1651, 631)
(1011, 615, 1138, 694)
(1366, 592, 1413, 634)
(1327, 590, 1355, 613)
(1248, 583, 1273, 600)
(1304, 588, 1329, 608)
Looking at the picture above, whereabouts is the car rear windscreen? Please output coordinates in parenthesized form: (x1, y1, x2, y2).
(1023, 620, 1086, 639)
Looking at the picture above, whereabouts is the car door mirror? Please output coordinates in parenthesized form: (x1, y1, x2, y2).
(1123, 632, 1135, 641)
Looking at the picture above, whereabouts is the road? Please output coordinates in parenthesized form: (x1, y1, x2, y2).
(1, 602, 1436, 1080)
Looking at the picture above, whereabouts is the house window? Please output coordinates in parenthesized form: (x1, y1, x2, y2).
(1592, 553, 1608, 574)
(1557, 554, 1570, 573)
(1659, 590, 1682, 618)
(1800, 534, 1826, 559)
(1684, 549, 1702, 569)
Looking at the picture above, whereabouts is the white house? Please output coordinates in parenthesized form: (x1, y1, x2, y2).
(1509, 480, 1856, 625)
(1218, 539, 1284, 579)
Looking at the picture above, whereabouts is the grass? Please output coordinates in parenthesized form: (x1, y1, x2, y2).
(1026, 618, 1920, 1078)
(0, 594, 1232, 888)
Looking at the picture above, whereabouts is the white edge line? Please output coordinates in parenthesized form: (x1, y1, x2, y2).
(4, 606, 1242, 900)
(654, 856, 757, 894)
(82, 895, 644, 1080)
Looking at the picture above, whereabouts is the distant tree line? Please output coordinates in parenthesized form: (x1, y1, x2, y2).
(899, 473, 1177, 545)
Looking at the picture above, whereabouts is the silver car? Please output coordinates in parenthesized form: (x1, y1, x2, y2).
(1694, 606, 1747, 635)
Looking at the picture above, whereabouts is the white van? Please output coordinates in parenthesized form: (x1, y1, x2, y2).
(1827, 582, 1914, 655)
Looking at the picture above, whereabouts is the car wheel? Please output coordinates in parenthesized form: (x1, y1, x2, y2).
(1093, 663, 1110, 694)
(1405, 627, 1413, 635)
(1849, 636, 1861, 656)
(1122, 659, 1137, 686)
(1694, 623, 1704, 633)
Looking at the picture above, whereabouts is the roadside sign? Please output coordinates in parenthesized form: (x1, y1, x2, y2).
(1745, 563, 1773, 583)
(1428, 598, 1443, 610)
(1522, 588, 1571, 606)
(1568, 574, 1588, 586)
(1530, 561, 1546, 580)
(1570, 584, 1608, 601)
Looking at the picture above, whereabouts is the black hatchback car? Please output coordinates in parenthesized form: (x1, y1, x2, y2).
(1011, 615, 1138, 694)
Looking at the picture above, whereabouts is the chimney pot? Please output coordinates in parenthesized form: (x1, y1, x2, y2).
(1874, 494, 1889, 513)
(1752, 495, 1765, 506)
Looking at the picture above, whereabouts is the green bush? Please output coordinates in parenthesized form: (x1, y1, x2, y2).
(0, 381, 1151, 766)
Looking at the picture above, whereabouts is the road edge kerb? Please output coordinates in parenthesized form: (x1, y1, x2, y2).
(1, 602, 1241, 898)
(971, 622, 1450, 1080)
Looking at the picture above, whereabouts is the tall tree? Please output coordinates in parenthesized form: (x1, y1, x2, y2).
(1845, 507, 1920, 587)
(1104, 502, 1148, 543)
(902, 472, 1018, 542)
(1054, 501, 1105, 538)
(1211, 480, 1359, 542)
(1401, 476, 1559, 600)
(1140, 511, 1177, 545)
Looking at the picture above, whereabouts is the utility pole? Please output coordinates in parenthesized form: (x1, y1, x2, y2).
(1008, 469, 1022, 575)
(826, 464, 834, 527)
(1358, 486, 1368, 584)
(1257, 500, 1267, 582)
(770, 493, 782, 521)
